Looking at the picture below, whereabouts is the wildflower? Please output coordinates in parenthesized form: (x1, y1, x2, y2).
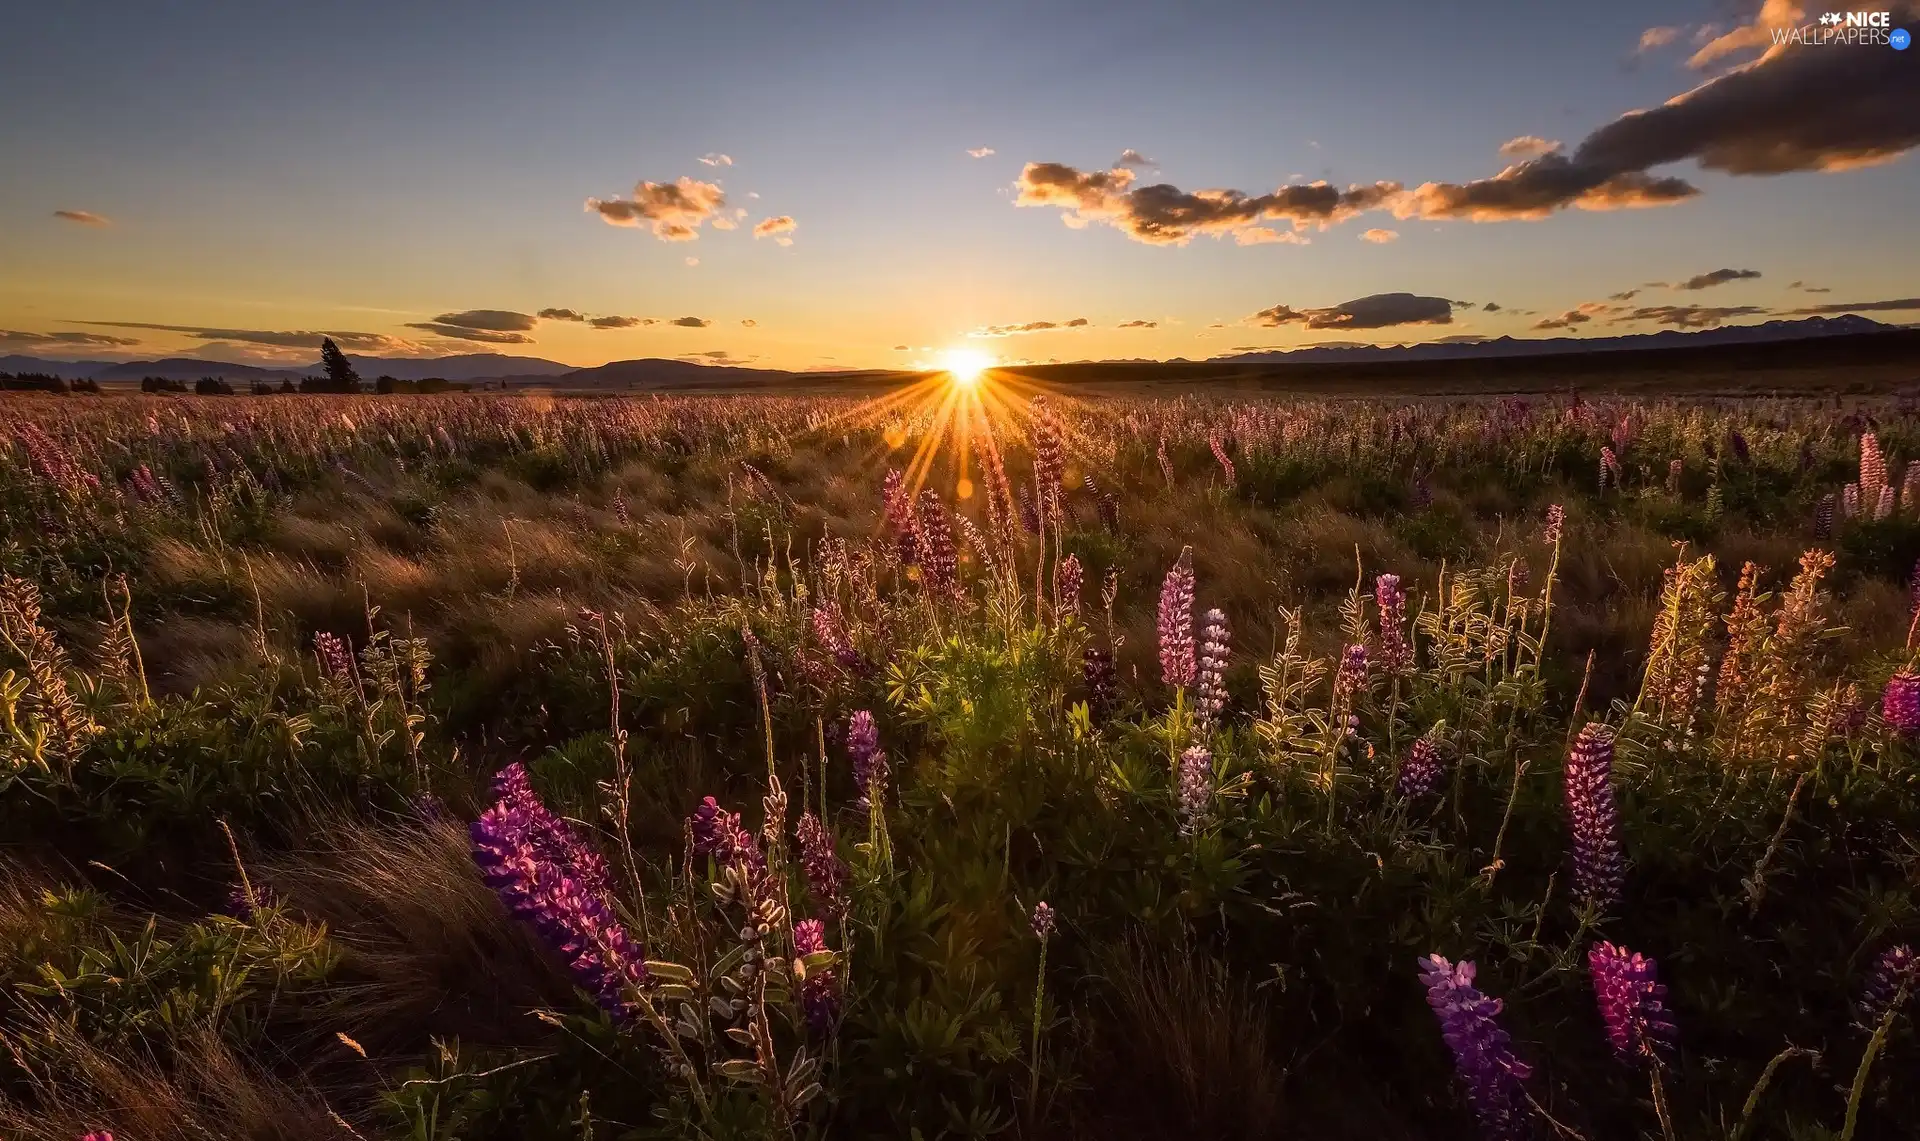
(1565, 725, 1624, 911)
(687, 795, 768, 888)
(1843, 482, 1860, 519)
(1017, 484, 1041, 535)
(914, 489, 959, 595)
(883, 468, 919, 565)
(1208, 433, 1236, 487)
(793, 918, 841, 1035)
(1417, 954, 1533, 1140)
(810, 603, 861, 673)
(1882, 673, 1920, 735)
(795, 812, 849, 920)
(1375, 573, 1412, 674)
(1507, 558, 1530, 598)
(1055, 552, 1083, 619)
(1543, 503, 1564, 545)
(1904, 462, 1920, 513)
(1195, 608, 1230, 730)
(846, 710, 887, 808)
(1333, 643, 1369, 709)
(1030, 900, 1056, 940)
(495, 764, 614, 896)
(1030, 396, 1065, 519)
(1397, 734, 1446, 799)
(312, 631, 353, 681)
(1861, 430, 1886, 493)
(224, 881, 280, 921)
(612, 489, 630, 525)
(1083, 646, 1117, 717)
(1588, 942, 1677, 1067)
(1177, 745, 1213, 832)
(1814, 493, 1835, 539)
(1157, 546, 1197, 689)
(1599, 447, 1621, 491)
(81, 1133, 114, 1141)
(1856, 945, 1917, 1031)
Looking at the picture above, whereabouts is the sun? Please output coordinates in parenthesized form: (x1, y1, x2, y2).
(939, 347, 993, 387)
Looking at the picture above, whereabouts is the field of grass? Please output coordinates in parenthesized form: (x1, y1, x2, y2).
(3, 384, 1920, 1140)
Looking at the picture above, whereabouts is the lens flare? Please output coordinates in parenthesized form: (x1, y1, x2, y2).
(940, 348, 993, 387)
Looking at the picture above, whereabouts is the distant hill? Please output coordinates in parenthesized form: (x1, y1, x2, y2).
(90, 357, 299, 383)
(0, 355, 123, 376)
(556, 357, 803, 389)
(1211, 314, 1896, 365)
(343, 353, 573, 381)
(3, 352, 576, 385)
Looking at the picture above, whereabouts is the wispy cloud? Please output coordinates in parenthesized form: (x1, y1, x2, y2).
(1532, 301, 1624, 330)
(586, 176, 727, 240)
(588, 315, 655, 329)
(967, 146, 995, 158)
(685, 257, 699, 267)
(1117, 319, 1158, 328)
(536, 308, 586, 322)
(1784, 297, 1920, 315)
(1614, 304, 1768, 328)
(1360, 228, 1399, 243)
(1116, 149, 1156, 168)
(698, 153, 733, 167)
(1498, 136, 1561, 158)
(52, 209, 111, 226)
(680, 350, 758, 366)
(740, 319, 758, 328)
(74, 320, 435, 353)
(1, 329, 141, 349)
(1636, 25, 1682, 52)
(752, 215, 797, 245)
(969, 317, 1092, 337)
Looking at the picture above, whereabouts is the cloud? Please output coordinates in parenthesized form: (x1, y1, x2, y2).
(1637, 25, 1682, 52)
(537, 308, 586, 322)
(1249, 293, 1458, 331)
(53, 209, 111, 226)
(711, 216, 738, 230)
(1614, 304, 1768, 328)
(1116, 149, 1156, 168)
(1532, 301, 1624, 330)
(0, 329, 142, 349)
(74, 320, 435, 353)
(752, 215, 797, 240)
(1434, 334, 1492, 343)
(970, 318, 1093, 337)
(680, 350, 758, 366)
(967, 146, 996, 158)
(588, 315, 654, 329)
(400, 324, 535, 344)
(416, 309, 538, 332)
(740, 319, 757, 328)
(586, 176, 727, 240)
(1117, 319, 1157, 328)
(1236, 228, 1308, 245)
(1399, 153, 1700, 220)
(1498, 136, 1562, 158)
(1482, 302, 1501, 312)
(698, 153, 733, 166)
(1688, 0, 1799, 68)
(1608, 289, 1641, 302)
(1675, 267, 1761, 290)
(671, 316, 712, 328)
(1784, 297, 1920, 315)
(894, 344, 910, 351)
(1014, 161, 1402, 245)
(1789, 281, 1831, 293)
(1360, 228, 1399, 243)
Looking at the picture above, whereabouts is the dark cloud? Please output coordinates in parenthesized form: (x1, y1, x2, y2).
(1065, 317, 1089, 327)
(680, 350, 758, 366)
(1482, 302, 1501, 312)
(671, 317, 712, 328)
(1788, 281, 1832, 293)
(1117, 319, 1158, 328)
(53, 209, 111, 226)
(1675, 268, 1761, 290)
(1015, 161, 1402, 245)
(740, 319, 758, 328)
(73, 320, 427, 353)
(1435, 334, 1492, 343)
(0, 329, 141, 349)
(537, 308, 586, 322)
(971, 318, 1093, 337)
(1784, 298, 1920, 315)
(1399, 153, 1699, 220)
(588, 315, 654, 329)
(418, 310, 538, 332)
(1613, 304, 1768, 328)
(400, 324, 536, 344)
(1532, 301, 1624, 330)
(586, 176, 727, 240)
(893, 344, 910, 350)
(1249, 293, 1458, 331)
(1608, 289, 1641, 302)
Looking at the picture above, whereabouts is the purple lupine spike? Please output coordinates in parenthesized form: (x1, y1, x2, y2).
(492, 763, 612, 897)
(1176, 745, 1213, 833)
(1565, 725, 1624, 911)
(1030, 396, 1065, 519)
(224, 882, 279, 921)
(686, 795, 767, 882)
(793, 917, 841, 1035)
(811, 603, 860, 673)
(795, 812, 849, 921)
(846, 710, 887, 808)
(81, 1133, 115, 1141)
(1881, 673, 1920, 735)
(1054, 553, 1083, 619)
(312, 631, 353, 680)
(1157, 546, 1197, 689)
(1397, 734, 1446, 799)
(1208, 433, 1236, 487)
(1030, 901, 1056, 940)
(1856, 945, 1918, 1031)
(1588, 942, 1676, 1067)
(1195, 608, 1230, 731)
(1375, 573, 1412, 673)
(1083, 646, 1117, 717)
(1814, 493, 1835, 540)
(1543, 503, 1565, 545)
(883, 468, 919, 565)
(1909, 559, 1920, 615)
(1417, 954, 1533, 1140)
(914, 489, 959, 595)
(1334, 643, 1369, 708)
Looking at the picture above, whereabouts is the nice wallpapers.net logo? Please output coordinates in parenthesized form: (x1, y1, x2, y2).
(1774, 11, 1912, 47)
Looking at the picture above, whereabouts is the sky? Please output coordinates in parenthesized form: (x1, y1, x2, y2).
(1, 0, 1917, 372)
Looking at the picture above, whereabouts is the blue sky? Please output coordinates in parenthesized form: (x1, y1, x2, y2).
(1, 0, 1915, 369)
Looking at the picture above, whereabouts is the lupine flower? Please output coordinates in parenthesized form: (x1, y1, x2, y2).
(1565, 724, 1624, 910)
(882, 468, 919, 565)
(1177, 745, 1213, 832)
(1083, 646, 1116, 717)
(1507, 559, 1530, 598)
(473, 787, 650, 1018)
(1903, 462, 1920, 513)
(1195, 608, 1230, 730)
(1055, 552, 1083, 619)
(1588, 942, 1676, 1067)
(1397, 734, 1446, 799)
(1030, 900, 1056, 940)
(687, 795, 767, 883)
(1375, 573, 1412, 673)
(1843, 481, 1860, 519)
(1333, 643, 1369, 709)
(1882, 673, 1920, 734)
(1543, 504, 1564, 545)
(793, 918, 841, 1035)
(612, 489, 630, 526)
(1877, 483, 1896, 520)
(1599, 446, 1620, 491)
(1157, 546, 1197, 688)
(810, 603, 860, 673)
(497, 763, 613, 897)
(1909, 558, 1920, 615)
(915, 489, 959, 595)
(1856, 944, 1917, 1031)
(1814, 492, 1836, 540)
(1208, 433, 1236, 487)
(313, 631, 353, 681)
(1417, 954, 1533, 1140)
(80, 1133, 114, 1141)
(1030, 396, 1065, 518)
(1016, 483, 1041, 535)
(795, 812, 849, 920)
(846, 710, 887, 808)
(225, 881, 280, 921)
(1861, 430, 1886, 492)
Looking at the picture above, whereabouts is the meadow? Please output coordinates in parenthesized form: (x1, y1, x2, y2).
(3, 382, 1920, 1140)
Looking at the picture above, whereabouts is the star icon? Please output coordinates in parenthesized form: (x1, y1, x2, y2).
(1820, 11, 1841, 24)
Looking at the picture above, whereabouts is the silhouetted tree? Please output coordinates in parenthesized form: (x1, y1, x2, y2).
(318, 338, 362, 393)
(195, 377, 234, 396)
(279, 378, 296, 394)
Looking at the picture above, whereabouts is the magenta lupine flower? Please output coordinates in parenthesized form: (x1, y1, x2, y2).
(1375, 573, 1412, 673)
(1334, 643, 1369, 708)
(793, 917, 841, 1035)
(472, 789, 650, 1018)
(1878, 484, 1897, 520)
(1030, 900, 1056, 940)
(1882, 673, 1920, 734)
(1055, 553, 1084, 620)
(224, 881, 280, 921)
(883, 468, 919, 564)
(495, 763, 612, 897)
(1588, 942, 1676, 1067)
(846, 710, 887, 808)
(1397, 734, 1446, 799)
(811, 603, 861, 673)
(1209, 433, 1236, 487)
(312, 631, 353, 681)
(1195, 608, 1230, 731)
(1083, 646, 1116, 717)
(1030, 396, 1064, 519)
(1856, 945, 1917, 1031)
(795, 812, 849, 920)
(1565, 725, 1624, 911)
(914, 489, 959, 595)
(612, 489, 630, 526)
(1417, 954, 1533, 1141)
(1177, 745, 1213, 833)
(1543, 503, 1565, 545)
(80, 1133, 114, 1141)
(1599, 446, 1620, 491)
(1016, 483, 1041, 535)
(687, 795, 768, 888)
(1158, 546, 1197, 689)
